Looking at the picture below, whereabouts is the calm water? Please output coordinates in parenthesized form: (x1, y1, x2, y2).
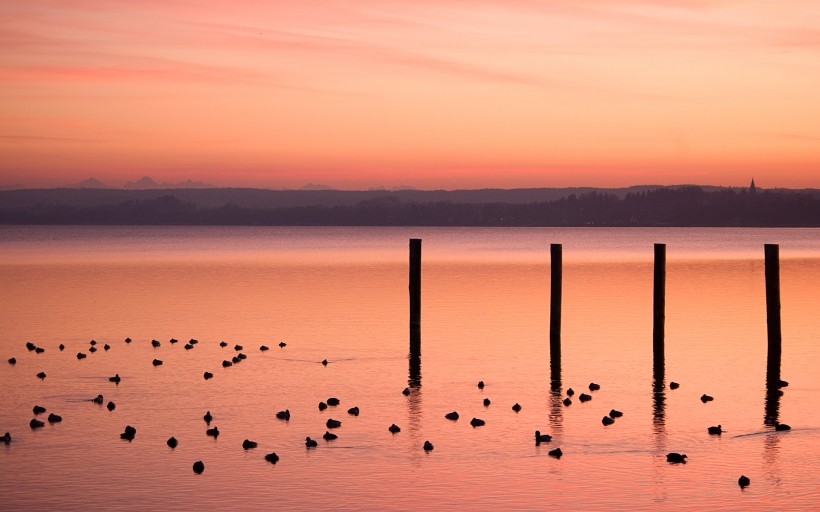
(1, 226, 819, 511)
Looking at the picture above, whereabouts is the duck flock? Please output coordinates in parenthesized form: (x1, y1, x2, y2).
(4, 337, 792, 490)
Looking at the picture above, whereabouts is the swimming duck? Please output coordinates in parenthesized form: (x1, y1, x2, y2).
(609, 409, 623, 418)
(347, 406, 360, 416)
(260, 345, 269, 351)
(47, 413, 62, 423)
(77, 352, 87, 360)
(276, 410, 291, 421)
(483, 398, 491, 406)
(184, 344, 193, 350)
(103, 344, 110, 351)
(124, 337, 132, 343)
(774, 422, 791, 431)
(152, 359, 163, 366)
(278, 342, 287, 348)
(548, 447, 563, 458)
(423, 441, 434, 451)
(265, 452, 280, 463)
(700, 394, 714, 403)
(151, 340, 160, 347)
(323, 431, 338, 441)
(219, 341, 228, 347)
(602, 416, 615, 426)
(234, 345, 243, 351)
(707, 425, 723, 435)
(7, 357, 15, 365)
(88, 346, 97, 353)
(206, 426, 220, 438)
(318, 402, 328, 411)
(563, 398, 572, 406)
(589, 383, 601, 391)
(35, 347, 45, 354)
(92, 394, 104, 404)
(33, 405, 46, 415)
(327, 397, 340, 406)
(325, 418, 341, 429)
(59, 344, 65, 351)
(305, 437, 318, 448)
(107, 401, 116, 411)
(666, 452, 687, 463)
(402, 387, 411, 396)
(1, 432, 10, 444)
(204, 411, 213, 423)
(109, 374, 121, 384)
(89, 340, 97, 346)
(203, 372, 214, 380)
(578, 393, 592, 402)
(566, 388, 574, 397)
(477, 381, 485, 389)
(512, 403, 522, 412)
(36, 372, 46, 379)
(193, 461, 205, 474)
(669, 381, 680, 389)
(388, 424, 401, 433)
(242, 439, 258, 450)
(445, 411, 459, 421)
(120, 425, 136, 441)
(167, 437, 178, 448)
(534, 431, 552, 445)
(169, 338, 178, 344)
(26, 342, 36, 351)
(738, 475, 750, 488)
(321, 359, 328, 366)
(222, 360, 232, 367)
(30, 419, 45, 429)
(470, 417, 485, 427)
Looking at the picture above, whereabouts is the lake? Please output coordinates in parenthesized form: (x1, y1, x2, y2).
(1, 226, 819, 511)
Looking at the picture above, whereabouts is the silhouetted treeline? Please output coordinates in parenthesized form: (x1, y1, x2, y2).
(2, 186, 820, 226)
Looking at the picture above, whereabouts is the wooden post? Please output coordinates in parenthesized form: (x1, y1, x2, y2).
(409, 239, 421, 358)
(653, 244, 666, 360)
(549, 243, 562, 387)
(764, 244, 782, 390)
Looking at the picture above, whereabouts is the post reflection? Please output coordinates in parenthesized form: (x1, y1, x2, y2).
(764, 338, 782, 427)
(549, 348, 563, 431)
(409, 327, 421, 388)
(652, 347, 666, 436)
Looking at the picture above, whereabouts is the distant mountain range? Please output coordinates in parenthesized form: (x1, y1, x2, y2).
(69, 176, 216, 189)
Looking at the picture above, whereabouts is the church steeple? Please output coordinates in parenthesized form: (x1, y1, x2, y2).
(750, 178, 757, 195)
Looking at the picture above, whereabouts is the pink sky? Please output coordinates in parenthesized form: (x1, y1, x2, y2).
(1, 0, 819, 189)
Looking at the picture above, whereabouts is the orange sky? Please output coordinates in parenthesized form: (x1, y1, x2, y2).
(1, 1, 819, 190)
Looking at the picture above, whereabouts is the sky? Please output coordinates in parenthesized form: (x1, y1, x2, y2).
(1, 1, 819, 190)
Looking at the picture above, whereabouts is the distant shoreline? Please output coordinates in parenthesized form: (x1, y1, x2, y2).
(2, 185, 819, 227)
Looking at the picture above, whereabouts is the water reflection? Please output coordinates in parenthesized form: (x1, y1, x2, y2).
(764, 336, 782, 427)
(652, 346, 666, 436)
(549, 344, 563, 431)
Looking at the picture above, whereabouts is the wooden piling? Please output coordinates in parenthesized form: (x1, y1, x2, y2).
(549, 244, 562, 387)
(653, 244, 666, 359)
(409, 239, 422, 357)
(764, 244, 782, 390)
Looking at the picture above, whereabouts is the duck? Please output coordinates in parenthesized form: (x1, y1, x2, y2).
(219, 341, 228, 347)
(120, 425, 136, 441)
(203, 371, 214, 380)
(347, 406, 360, 416)
(278, 342, 287, 348)
(2, 432, 10, 444)
(107, 401, 116, 411)
(609, 409, 623, 418)
(512, 403, 522, 412)
(445, 411, 459, 421)
(265, 452, 280, 464)
(36, 372, 46, 380)
(169, 338, 178, 344)
(167, 437, 178, 448)
(668, 381, 679, 389)
(189, 339, 198, 345)
(483, 398, 491, 407)
(325, 418, 341, 429)
(700, 394, 714, 403)
(109, 374, 121, 383)
(234, 344, 243, 351)
(738, 475, 750, 488)
(124, 337, 132, 343)
(566, 388, 575, 397)
(477, 381, 485, 389)
(103, 344, 110, 351)
(305, 437, 318, 448)
(318, 401, 328, 411)
(707, 425, 723, 435)
(30, 418, 45, 429)
(77, 352, 87, 360)
(59, 344, 65, 351)
(260, 345, 269, 351)
(35, 347, 45, 354)
(602, 416, 615, 426)
(276, 410, 291, 421)
(777, 379, 789, 388)
(89, 340, 97, 346)
(237, 353, 247, 360)
(323, 431, 338, 441)
(203, 411, 213, 423)
(222, 360, 232, 367)
(47, 413, 62, 423)
(151, 340, 160, 348)
(88, 346, 97, 353)
(548, 447, 563, 458)
(206, 426, 220, 438)
(774, 422, 791, 431)
(184, 344, 193, 350)
(423, 440, 434, 451)
(534, 430, 552, 445)
(231, 356, 240, 364)
(402, 387, 411, 396)
(26, 342, 36, 351)
(242, 439, 258, 450)
(666, 452, 687, 463)
(7, 357, 15, 365)
(388, 424, 401, 433)
(33, 405, 46, 415)
(321, 359, 328, 366)
(327, 397, 340, 406)
(193, 461, 205, 474)
(578, 393, 592, 402)
(152, 359, 163, 366)
(563, 398, 572, 406)
(470, 417, 485, 427)
(589, 383, 601, 391)
(92, 395, 104, 404)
